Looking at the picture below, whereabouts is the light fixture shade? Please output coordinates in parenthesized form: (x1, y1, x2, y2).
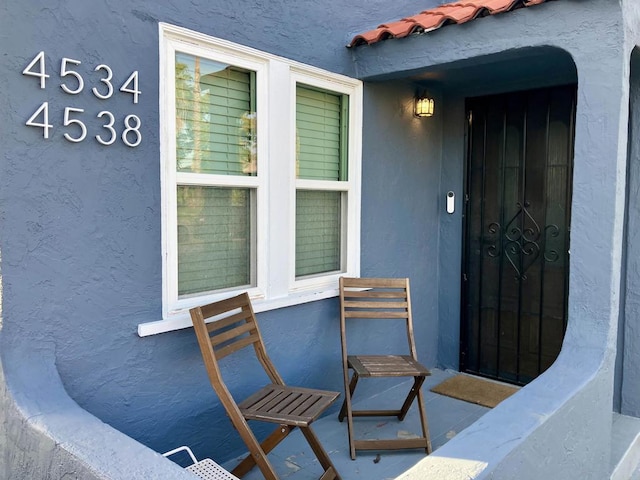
(415, 96, 434, 117)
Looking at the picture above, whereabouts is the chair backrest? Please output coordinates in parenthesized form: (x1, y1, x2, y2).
(339, 277, 419, 359)
(189, 292, 284, 396)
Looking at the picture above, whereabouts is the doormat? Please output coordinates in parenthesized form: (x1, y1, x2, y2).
(430, 374, 519, 408)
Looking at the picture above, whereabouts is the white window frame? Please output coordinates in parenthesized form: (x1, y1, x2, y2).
(289, 72, 360, 294)
(138, 23, 361, 336)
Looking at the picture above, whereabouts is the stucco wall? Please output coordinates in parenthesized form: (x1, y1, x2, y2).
(0, 347, 194, 479)
(360, 80, 442, 362)
(620, 0, 640, 422)
(352, 0, 629, 478)
(0, 0, 445, 469)
(622, 45, 640, 418)
(2, 0, 639, 478)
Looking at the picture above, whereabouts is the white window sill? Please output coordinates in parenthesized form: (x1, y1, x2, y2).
(137, 288, 339, 337)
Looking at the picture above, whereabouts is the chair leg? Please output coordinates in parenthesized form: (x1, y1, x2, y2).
(416, 388, 432, 454)
(338, 372, 359, 422)
(398, 376, 426, 421)
(231, 424, 292, 479)
(397, 376, 431, 454)
(338, 371, 358, 460)
(340, 374, 431, 459)
(300, 426, 341, 480)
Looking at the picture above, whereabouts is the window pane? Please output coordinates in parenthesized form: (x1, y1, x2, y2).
(296, 190, 341, 277)
(177, 186, 254, 295)
(175, 52, 256, 176)
(296, 85, 347, 181)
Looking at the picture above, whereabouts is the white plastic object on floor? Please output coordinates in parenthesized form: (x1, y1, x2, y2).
(162, 445, 239, 480)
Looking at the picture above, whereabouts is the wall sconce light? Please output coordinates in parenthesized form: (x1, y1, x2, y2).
(414, 95, 434, 117)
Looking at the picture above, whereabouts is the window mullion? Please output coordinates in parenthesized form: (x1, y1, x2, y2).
(267, 60, 293, 299)
(162, 40, 179, 319)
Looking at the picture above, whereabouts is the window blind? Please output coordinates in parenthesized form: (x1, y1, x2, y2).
(295, 190, 341, 277)
(296, 86, 346, 181)
(174, 52, 256, 296)
(177, 186, 253, 295)
(175, 53, 256, 176)
(295, 85, 346, 277)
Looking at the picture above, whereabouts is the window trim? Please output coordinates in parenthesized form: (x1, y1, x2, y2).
(138, 23, 361, 337)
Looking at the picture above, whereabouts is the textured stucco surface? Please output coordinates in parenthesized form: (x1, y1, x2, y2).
(0, 0, 444, 474)
(620, 0, 640, 423)
(0, 348, 194, 479)
(623, 46, 640, 418)
(1, 0, 640, 478)
(351, 0, 633, 478)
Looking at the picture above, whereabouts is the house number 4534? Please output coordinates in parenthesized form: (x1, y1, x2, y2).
(23, 51, 142, 147)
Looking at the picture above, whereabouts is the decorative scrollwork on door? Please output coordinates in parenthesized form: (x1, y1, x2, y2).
(486, 203, 560, 280)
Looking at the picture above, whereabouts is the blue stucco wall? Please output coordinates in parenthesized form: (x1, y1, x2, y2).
(4, 0, 640, 478)
(0, 0, 446, 467)
(352, 0, 633, 478)
(622, 45, 640, 419)
(360, 81, 441, 363)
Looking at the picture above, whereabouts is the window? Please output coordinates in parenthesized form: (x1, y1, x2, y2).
(295, 85, 348, 279)
(175, 54, 257, 297)
(141, 24, 362, 336)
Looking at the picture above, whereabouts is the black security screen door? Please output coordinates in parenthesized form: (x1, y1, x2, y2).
(461, 85, 576, 385)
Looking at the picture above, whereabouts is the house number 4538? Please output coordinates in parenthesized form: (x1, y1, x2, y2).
(23, 51, 142, 147)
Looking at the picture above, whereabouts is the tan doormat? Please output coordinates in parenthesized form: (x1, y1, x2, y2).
(430, 374, 519, 408)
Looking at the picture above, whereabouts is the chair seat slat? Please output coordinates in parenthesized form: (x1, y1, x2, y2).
(241, 387, 285, 412)
(300, 396, 329, 419)
(262, 391, 296, 413)
(348, 355, 430, 377)
(276, 393, 307, 415)
(239, 384, 339, 426)
(290, 394, 323, 417)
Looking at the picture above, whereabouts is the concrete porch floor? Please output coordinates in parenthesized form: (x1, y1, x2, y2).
(221, 368, 491, 480)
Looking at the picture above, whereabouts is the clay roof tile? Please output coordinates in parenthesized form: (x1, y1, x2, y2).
(349, 0, 555, 47)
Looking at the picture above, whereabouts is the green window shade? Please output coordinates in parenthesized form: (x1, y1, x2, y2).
(296, 86, 347, 181)
(177, 186, 254, 295)
(175, 52, 256, 176)
(295, 190, 341, 277)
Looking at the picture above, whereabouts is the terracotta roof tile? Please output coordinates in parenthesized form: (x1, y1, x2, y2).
(349, 0, 555, 47)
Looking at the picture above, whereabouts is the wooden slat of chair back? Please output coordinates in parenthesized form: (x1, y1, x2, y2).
(193, 293, 261, 361)
(342, 277, 407, 288)
(190, 292, 285, 387)
(340, 277, 418, 358)
(341, 278, 410, 320)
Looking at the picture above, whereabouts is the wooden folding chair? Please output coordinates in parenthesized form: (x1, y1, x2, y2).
(190, 292, 341, 480)
(338, 277, 432, 460)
